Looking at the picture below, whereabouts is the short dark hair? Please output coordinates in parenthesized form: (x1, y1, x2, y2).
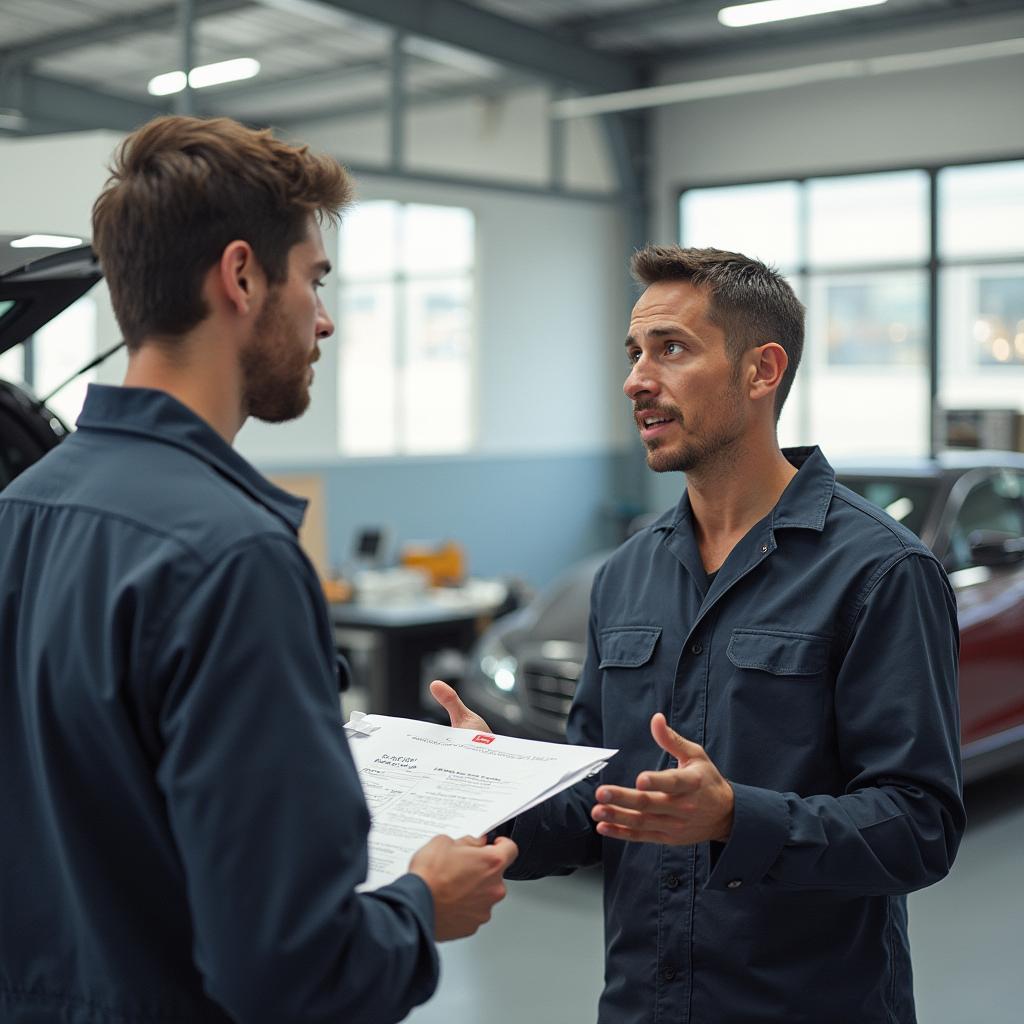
(92, 115, 354, 348)
(630, 245, 805, 420)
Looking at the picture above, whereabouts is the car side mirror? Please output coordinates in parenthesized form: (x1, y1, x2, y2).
(968, 530, 1024, 567)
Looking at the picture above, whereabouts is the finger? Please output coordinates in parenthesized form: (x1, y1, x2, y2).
(636, 767, 701, 796)
(429, 680, 475, 725)
(490, 837, 519, 867)
(651, 713, 705, 762)
(455, 834, 487, 847)
(596, 781, 692, 807)
(595, 819, 676, 844)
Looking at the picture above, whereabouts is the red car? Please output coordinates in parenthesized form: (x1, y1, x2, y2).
(462, 456, 1024, 781)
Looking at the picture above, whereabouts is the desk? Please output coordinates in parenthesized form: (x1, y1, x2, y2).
(331, 580, 510, 718)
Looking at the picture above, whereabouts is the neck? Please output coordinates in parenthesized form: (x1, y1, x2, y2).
(683, 431, 797, 571)
(122, 325, 245, 443)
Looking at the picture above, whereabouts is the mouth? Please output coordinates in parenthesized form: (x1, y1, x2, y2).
(635, 408, 679, 442)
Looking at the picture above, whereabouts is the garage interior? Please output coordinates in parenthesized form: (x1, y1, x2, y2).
(1, 1, 1022, 1021)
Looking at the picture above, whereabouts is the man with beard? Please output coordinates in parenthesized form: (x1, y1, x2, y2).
(0, 116, 516, 1024)
(432, 246, 964, 1022)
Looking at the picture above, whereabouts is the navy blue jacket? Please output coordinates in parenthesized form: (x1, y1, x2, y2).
(506, 447, 965, 1023)
(0, 385, 437, 1023)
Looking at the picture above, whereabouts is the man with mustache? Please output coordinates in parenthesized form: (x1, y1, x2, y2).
(433, 245, 964, 1022)
(0, 115, 516, 1024)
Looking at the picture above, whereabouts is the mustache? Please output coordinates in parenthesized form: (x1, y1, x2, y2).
(633, 400, 682, 422)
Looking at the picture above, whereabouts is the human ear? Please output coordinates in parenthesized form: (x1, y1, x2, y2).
(748, 342, 788, 403)
(217, 240, 262, 315)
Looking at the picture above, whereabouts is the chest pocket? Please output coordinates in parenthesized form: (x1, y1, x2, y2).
(598, 625, 662, 669)
(726, 629, 829, 676)
(724, 628, 831, 750)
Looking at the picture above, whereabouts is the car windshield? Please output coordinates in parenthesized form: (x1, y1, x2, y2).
(837, 475, 940, 540)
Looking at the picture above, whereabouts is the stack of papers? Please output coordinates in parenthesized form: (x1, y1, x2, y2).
(344, 713, 617, 890)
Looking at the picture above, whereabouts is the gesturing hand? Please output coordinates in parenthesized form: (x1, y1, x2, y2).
(429, 679, 492, 734)
(591, 713, 734, 846)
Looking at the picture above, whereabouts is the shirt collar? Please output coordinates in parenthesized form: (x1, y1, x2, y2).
(652, 445, 836, 536)
(75, 384, 308, 534)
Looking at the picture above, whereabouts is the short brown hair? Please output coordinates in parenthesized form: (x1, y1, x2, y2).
(631, 245, 805, 420)
(92, 115, 353, 348)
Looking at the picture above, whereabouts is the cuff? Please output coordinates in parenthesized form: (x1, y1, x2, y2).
(705, 782, 790, 892)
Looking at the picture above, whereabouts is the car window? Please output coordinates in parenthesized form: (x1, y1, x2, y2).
(837, 476, 938, 539)
(947, 471, 1024, 571)
(0, 299, 15, 321)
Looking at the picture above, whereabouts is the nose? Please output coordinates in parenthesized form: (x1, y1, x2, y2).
(316, 295, 334, 340)
(624, 355, 658, 401)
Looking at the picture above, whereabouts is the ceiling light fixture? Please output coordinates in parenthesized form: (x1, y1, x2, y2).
(147, 57, 261, 97)
(718, 0, 888, 29)
(11, 234, 84, 249)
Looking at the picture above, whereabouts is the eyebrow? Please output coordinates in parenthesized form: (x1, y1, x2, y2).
(625, 325, 700, 347)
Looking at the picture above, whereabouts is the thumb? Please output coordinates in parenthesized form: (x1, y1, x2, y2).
(650, 712, 704, 763)
(429, 680, 474, 726)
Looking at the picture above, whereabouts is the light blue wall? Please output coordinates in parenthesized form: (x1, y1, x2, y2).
(258, 449, 645, 589)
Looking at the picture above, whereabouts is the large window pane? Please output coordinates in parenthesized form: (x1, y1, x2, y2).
(821, 273, 926, 366)
(807, 171, 928, 268)
(0, 346, 24, 385)
(33, 295, 96, 426)
(681, 182, 800, 269)
(338, 201, 399, 281)
(939, 161, 1024, 260)
(939, 264, 1024, 418)
(804, 272, 929, 457)
(402, 204, 474, 275)
(338, 283, 398, 455)
(401, 278, 473, 454)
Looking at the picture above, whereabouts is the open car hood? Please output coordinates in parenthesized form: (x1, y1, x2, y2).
(0, 234, 102, 355)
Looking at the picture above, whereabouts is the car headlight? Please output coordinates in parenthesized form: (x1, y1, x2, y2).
(479, 639, 518, 693)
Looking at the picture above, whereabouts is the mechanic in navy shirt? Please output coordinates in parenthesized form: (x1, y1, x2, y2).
(433, 245, 965, 1023)
(0, 115, 516, 1024)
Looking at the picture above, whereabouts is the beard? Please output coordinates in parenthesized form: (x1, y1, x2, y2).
(638, 387, 746, 475)
(241, 289, 314, 424)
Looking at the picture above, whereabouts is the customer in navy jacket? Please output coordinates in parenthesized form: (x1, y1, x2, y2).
(0, 115, 515, 1024)
(433, 245, 965, 1023)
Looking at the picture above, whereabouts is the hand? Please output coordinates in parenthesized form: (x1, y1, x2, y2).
(591, 713, 734, 846)
(429, 679, 492, 733)
(409, 834, 519, 941)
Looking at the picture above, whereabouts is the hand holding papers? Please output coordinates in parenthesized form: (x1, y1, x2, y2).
(344, 713, 617, 890)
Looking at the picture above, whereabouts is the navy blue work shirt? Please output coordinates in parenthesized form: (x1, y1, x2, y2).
(504, 446, 965, 1023)
(0, 385, 437, 1023)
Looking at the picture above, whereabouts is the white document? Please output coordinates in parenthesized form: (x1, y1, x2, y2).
(343, 713, 617, 890)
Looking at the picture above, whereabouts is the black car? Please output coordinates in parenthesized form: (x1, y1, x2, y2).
(0, 234, 102, 490)
(461, 454, 1024, 780)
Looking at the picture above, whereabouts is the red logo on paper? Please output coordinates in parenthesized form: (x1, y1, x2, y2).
(472, 734, 495, 745)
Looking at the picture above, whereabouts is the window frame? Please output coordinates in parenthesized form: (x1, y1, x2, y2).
(676, 153, 1024, 455)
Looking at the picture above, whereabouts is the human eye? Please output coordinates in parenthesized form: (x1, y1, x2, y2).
(665, 341, 685, 355)
(626, 347, 641, 364)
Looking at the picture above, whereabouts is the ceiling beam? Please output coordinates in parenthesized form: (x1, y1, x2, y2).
(0, 0, 252, 67)
(558, 1, 720, 37)
(308, 0, 642, 92)
(2, 70, 167, 134)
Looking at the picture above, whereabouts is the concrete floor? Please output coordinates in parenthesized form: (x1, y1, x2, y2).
(406, 763, 1024, 1024)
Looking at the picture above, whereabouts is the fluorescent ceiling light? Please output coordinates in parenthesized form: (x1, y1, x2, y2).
(147, 58, 261, 97)
(11, 234, 83, 249)
(719, 0, 887, 29)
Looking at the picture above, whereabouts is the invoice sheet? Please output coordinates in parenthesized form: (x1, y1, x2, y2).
(343, 714, 617, 890)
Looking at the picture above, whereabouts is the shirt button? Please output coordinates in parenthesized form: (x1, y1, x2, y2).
(690, 641, 703, 655)
(727, 879, 743, 889)
(662, 966, 677, 981)
(761, 544, 769, 553)
(666, 874, 680, 889)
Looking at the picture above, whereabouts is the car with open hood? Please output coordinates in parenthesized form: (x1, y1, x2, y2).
(0, 233, 102, 489)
